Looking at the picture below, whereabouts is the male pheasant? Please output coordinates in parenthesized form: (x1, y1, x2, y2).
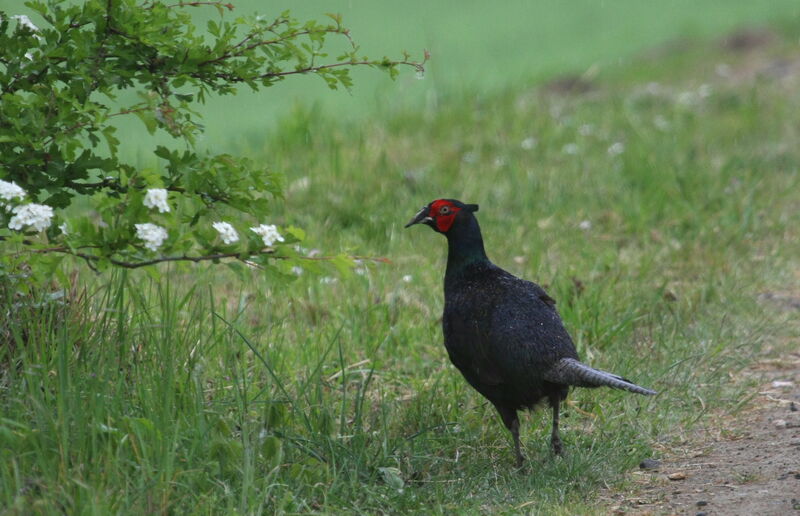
(406, 198, 656, 467)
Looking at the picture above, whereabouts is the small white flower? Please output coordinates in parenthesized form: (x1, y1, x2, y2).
(402, 274, 413, 283)
(12, 15, 39, 32)
(415, 69, 425, 80)
(698, 83, 712, 98)
(143, 188, 170, 213)
(320, 276, 337, 285)
(8, 203, 53, 231)
(135, 223, 168, 252)
(607, 142, 625, 156)
(578, 124, 594, 136)
(212, 221, 239, 244)
(59, 222, 68, 235)
(520, 137, 537, 150)
(578, 220, 592, 231)
(250, 224, 284, 247)
(0, 179, 26, 207)
(562, 143, 579, 155)
(291, 266, 303, 276)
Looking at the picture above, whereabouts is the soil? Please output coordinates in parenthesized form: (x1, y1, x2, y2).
(605, 300, 800, 516)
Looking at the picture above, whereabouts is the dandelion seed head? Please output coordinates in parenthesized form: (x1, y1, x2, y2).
(520, 137, 537, 150)
(562, 143, 579, 155)
(607, 142, 625, 156)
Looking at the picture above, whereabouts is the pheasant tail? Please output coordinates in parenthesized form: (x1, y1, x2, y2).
(545, 358, 657, 395)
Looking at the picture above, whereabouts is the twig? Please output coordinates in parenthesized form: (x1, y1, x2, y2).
(165, 2, 234, 9)
(42, 106, 148, 147)
(3, 243, 391, 270)
(200, 55, 426, 84)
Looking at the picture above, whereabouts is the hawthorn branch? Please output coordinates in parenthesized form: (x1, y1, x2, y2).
(3, 244, 390, 269)
(41, 106, 149, 147)
(165, 1, 234, 9)
(197, 27, 346, 68)
(196, 55, 427, 84)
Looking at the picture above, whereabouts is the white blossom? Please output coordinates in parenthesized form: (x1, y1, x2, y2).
(135, 223, 168, 252)
(291, 266, 303, 276)
(578, 124, 594, 136)
(12, 15, 39, 32)
(143, 188, 170, 213)
(402, 274, 413, 283)
(59, 222, 68, 235)
(607, 142, 625, 156)
(520, 137, 537, 150)
(250, 224, 284, 247)
(8, 203, 53, 231)
(212, 221, 239, 244)
(11, 15, 44, 44)
(0, 179, 26, 207)
(578, 220, 592, 231)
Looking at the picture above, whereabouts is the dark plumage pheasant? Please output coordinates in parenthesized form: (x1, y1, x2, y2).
(406, 199, 656, 466)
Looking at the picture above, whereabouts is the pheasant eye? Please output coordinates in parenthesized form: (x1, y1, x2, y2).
(439, 206, 451, 215)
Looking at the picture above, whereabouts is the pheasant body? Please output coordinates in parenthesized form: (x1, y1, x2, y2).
(406, 198, 655, 466)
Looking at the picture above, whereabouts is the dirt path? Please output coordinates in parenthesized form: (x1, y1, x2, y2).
(606, 318, 800, 515)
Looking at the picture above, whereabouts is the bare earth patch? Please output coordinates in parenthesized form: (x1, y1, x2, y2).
(606, 305, 800, 515)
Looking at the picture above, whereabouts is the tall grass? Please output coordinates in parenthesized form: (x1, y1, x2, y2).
(2, 26, 800, 515)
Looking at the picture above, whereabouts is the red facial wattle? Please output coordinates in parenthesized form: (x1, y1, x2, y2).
(429, 199, 462, 233)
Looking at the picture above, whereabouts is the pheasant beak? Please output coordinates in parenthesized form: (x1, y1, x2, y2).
(404, 206, 433, 228)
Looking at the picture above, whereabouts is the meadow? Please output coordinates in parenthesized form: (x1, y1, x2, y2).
(2, 2, 800, 514)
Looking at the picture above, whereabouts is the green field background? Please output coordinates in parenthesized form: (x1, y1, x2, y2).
(155, 0, 800, 143)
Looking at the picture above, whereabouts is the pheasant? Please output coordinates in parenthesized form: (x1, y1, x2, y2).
(406, 198, 656, 466)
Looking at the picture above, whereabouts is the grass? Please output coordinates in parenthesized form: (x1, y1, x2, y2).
(3, 17, 800, 516)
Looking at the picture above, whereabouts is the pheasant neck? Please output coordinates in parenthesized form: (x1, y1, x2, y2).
(445, 215, 489, 279)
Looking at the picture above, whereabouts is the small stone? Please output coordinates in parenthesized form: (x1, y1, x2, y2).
(774, 419, 788, 429)
(639, 458, 661, 470)
(696, 500, 708, 507)
(696, 512, 708, 516)
(771, 380, 794, 389)
(790, 401, 797, 412)
(668, 472, 687, 481)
